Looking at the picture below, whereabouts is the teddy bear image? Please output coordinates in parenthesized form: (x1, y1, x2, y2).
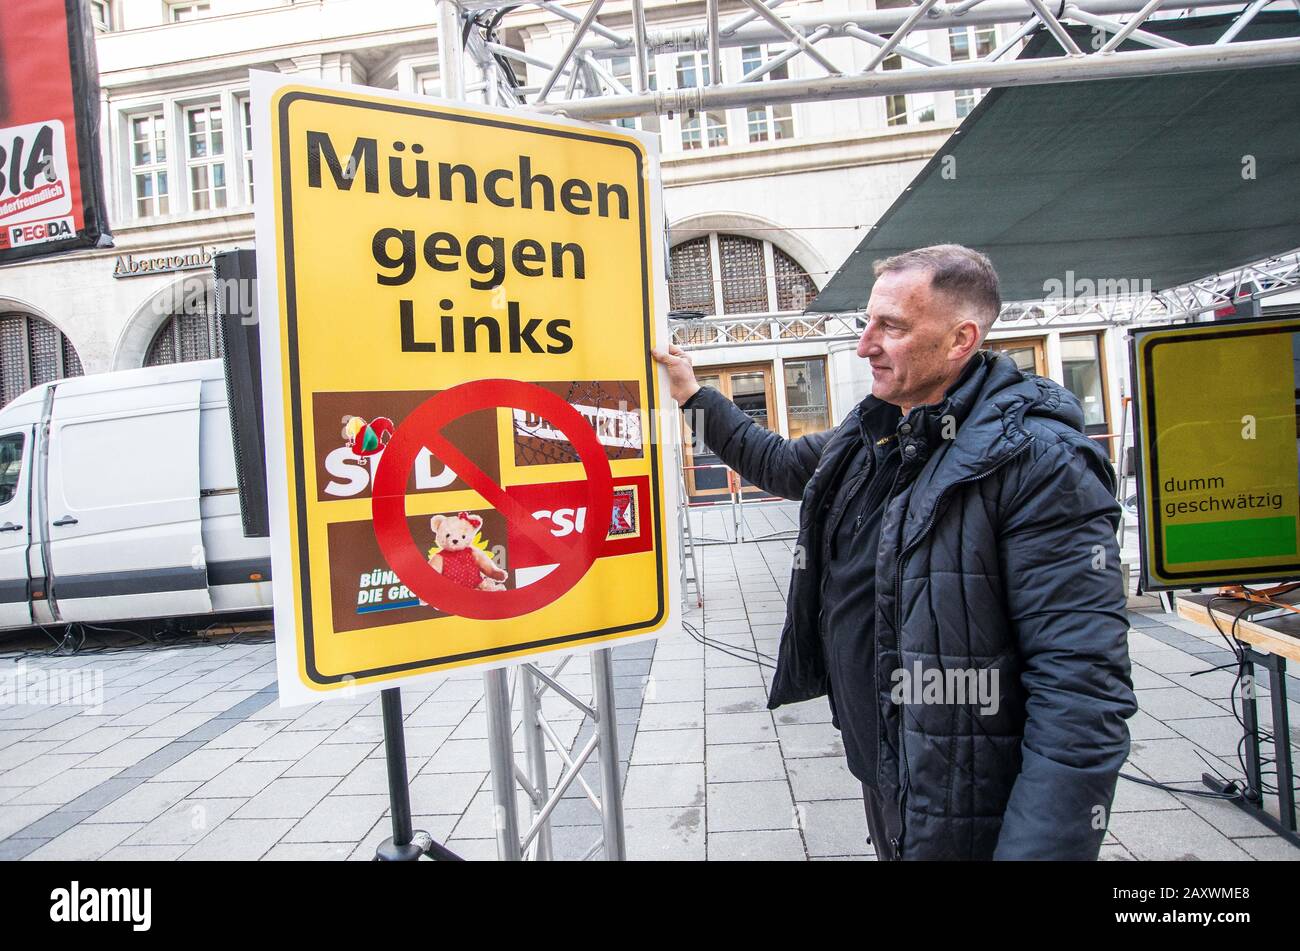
(428, 512, 507, 591)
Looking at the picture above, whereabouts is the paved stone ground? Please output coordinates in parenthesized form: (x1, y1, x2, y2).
(0, 501, 1297, 860)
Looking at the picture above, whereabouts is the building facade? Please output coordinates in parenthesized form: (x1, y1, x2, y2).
(0, 0, 1129, 497)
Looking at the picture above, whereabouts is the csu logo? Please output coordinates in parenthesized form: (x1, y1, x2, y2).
(532, 507, 587, 537)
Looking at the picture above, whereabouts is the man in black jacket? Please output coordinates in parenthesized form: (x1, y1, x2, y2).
(653, 244, 1136, 860)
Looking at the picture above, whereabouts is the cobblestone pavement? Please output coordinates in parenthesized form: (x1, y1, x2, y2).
(0, 502, 1297, 860)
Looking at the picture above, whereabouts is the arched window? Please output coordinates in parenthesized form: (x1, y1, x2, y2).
(668, 232, 817, 315)
(144, 283, 224, 366)
(0, 313, 84, 407)
(775, 246, 818, 312)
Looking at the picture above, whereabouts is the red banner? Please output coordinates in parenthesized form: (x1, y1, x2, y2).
(0, 0, 111, 261)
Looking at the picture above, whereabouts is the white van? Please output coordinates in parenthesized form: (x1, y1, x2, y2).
(0, 359, 271, 631)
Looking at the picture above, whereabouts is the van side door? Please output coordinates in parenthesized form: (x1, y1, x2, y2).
(45, 378, 212, 622)
(0, 429, 33, 627)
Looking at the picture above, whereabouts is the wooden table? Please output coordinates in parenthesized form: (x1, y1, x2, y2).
(1174, 591, 1299, 845)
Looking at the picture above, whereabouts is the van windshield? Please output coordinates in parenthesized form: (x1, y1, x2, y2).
(0, 433, 24, 506)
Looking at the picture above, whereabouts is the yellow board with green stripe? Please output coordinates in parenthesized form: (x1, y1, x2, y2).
(1131, 316, 1300, 589)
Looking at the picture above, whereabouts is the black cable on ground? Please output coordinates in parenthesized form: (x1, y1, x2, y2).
(1119, 770, 1241, 801)
(1120, 590, 1300, 803)
(682, 619, 776, 670)
(1, 618, 273, 663)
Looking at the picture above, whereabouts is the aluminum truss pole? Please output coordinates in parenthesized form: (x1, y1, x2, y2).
(590, 648, 627, 861)
(536, 36, 1300, 119)
(1064, 4, 1183, 51)
(438, 0, 526, 863)
(518, 665, 554, 861)
(740, 0, 844, 74)
(575, 0, 1251, 58)
(720, 0, 790, 37)
(1098, 0, 1169, 52)
(630, 0, 650, 93)
(537, 0, 610, 102)
(862, 0, 944, 73)
(484, 668, 523, 860)
(438, 0, 467, 100)
(707, 0, 723, 85)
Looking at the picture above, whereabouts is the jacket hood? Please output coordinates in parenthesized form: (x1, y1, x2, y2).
(885, 350, 1105, 547)
(950, 349, 1090, 448)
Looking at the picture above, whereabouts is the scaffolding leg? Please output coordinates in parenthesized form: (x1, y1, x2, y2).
(519, 665, 553, 861)
(484, 668, 522, 861)
(677, 444, 704, 608)
(590, 648, 626, 860)
(1116, 395, 1131, 548)
(736, 479, 747, 543)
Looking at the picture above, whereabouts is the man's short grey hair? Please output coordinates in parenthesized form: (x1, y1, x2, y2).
(872, 244, 1001, 334)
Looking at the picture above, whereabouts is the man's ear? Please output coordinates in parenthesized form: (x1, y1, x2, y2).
(950, 316, 982, 362)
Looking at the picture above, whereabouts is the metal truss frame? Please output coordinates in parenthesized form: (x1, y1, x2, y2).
(484, 651, 626, 861)
(437, 0, 1300, 343)
(442, 0, 1300, 120)
(664, 247, 1300, 346)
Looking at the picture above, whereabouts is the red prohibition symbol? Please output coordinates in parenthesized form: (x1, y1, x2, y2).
(371, 379, 615, 621)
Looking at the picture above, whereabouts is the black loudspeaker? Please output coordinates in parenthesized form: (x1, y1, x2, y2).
(214, 249, 270, 538)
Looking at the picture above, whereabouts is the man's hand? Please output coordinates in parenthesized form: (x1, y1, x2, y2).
(651, 344, 702, 405)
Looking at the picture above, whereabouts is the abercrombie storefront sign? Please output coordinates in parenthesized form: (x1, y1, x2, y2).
(112, 246, 221, 278)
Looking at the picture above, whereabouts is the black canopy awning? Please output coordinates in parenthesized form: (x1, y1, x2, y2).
(810, 13, 1300, 310)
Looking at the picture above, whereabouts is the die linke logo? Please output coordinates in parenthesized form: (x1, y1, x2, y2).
(49, 882, 152, 932)
(513, 402, 641, 450)
(0, 120, 73, 231)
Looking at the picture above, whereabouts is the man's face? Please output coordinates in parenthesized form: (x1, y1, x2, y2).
(856, 268, 963, 409)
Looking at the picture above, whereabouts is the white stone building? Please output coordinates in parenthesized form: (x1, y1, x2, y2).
(0, 0, 1129, 499)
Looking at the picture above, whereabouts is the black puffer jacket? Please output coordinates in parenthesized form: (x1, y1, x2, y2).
(684, 351, 1136, 859)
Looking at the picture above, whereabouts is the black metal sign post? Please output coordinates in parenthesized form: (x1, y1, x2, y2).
(374, 687, 464, 861)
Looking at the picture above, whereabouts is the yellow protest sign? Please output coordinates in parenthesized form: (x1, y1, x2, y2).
(251, 74, 678, 705)
(1131, 316, 1300, 589)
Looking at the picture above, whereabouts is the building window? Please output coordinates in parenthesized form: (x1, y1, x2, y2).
(881, 43, 936, 125)
(0, 434, 24, 507)
(144, 291, 224, 367)
(676, 53, 728, 151)
(993, 337, 1045, 375)
(882, 54, 909, 126)
(609, 56, 657, 130)
(0, 313, 84, 408)
(682, 363, 777, 498)
(949, 26, 995, 118)
(784, 357, 830, 439)
(740, 46, 794, 143)
(90, 0, 113, 31)
(675, 51, 711, 90)
(239, 97, 254, 204)
(718, 235, 768, 315)
(184, 104, 227, 212)
(680, 111, 727, 151)
(129, 112, 169, 218)
(667, 236, 714, 313)
(414, 68, 441, 97)
(669, 233, 818, 315)
(1061, 333, 1109, 434)
(775, 246, 818, 311)
(169, 2, 211, 22)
